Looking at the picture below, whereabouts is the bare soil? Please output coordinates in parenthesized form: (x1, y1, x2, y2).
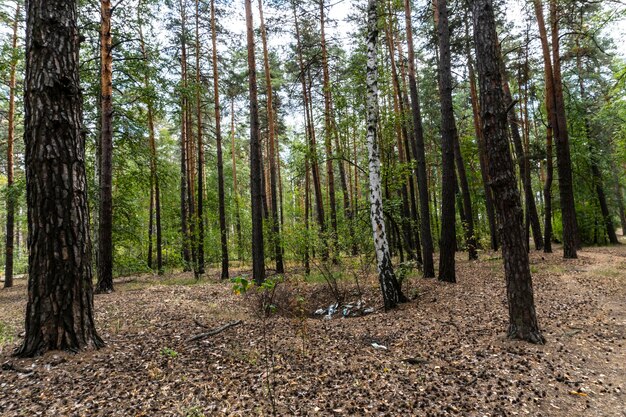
(0, 242, 624, 416)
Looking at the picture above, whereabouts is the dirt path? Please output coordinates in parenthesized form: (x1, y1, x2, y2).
(0, 244, 624, 416)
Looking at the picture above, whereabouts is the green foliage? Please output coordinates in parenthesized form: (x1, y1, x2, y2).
(160, 347, 178, 359)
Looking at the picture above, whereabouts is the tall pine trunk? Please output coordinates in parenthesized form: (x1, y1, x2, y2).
(473, 0, 544, 344)
(18, 0, 104, 356)
(246, 0, 265, 284)
(4, 3, 20, 289)
(139, 6, 162, 274)
(403, 0, 435, 277)
(194, 0, 205, 275)
(211, 0, 230, 278)
(366, 0, 404, 310)
(320, 0, 339, 256)
(259, 0, 284, 273)
(436, 0, 457, 283)
(97, 0, 114, 293)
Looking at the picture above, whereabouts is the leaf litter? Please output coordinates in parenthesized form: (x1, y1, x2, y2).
(0, 244, 624, 416)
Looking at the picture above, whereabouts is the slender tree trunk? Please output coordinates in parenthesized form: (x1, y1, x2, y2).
(436, 0, 457, 283)
(403, 0, 435, 277)
(466, 32, 498, 251)
(148, 181, 154, 269)
(97, 0, 114, 293)
(18, 0, 104, 356)
(211, 0, 229, 278)
(179, 0, 191, 271)
(292, 0, 326, 255)
(194, 0, 205, 275)
(500, 72, 544, 250)
(246, 0, 265, 284)
(473, 0, 544, 344)
(366, 0, 405, 309)
(535, 0, 579, 257)
(139, 6, 162, 274)
(384, 18, 419, 263)
(392, 33, 423, 261)
(4, 3, 20, 289)
(304, 160, 311, 274)
(230, 99, 243, 260)
(320, 0, 338, 256)
(453, 132, 478, 259)
(259, 0, 284, 273)
(615, 181, 626, 236)
(544, 126, 554, 252)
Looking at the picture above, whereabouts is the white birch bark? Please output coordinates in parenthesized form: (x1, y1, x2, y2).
(365, 0, 401, 310)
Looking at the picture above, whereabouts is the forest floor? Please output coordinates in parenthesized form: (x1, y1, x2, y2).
(0, 242, 625, 416)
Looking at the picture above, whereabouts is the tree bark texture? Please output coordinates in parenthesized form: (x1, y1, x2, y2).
(97, 0, 114, 293)
(366, 0, 404, 310)
(473, 0, 545, 344)
(436, 0, 457, 282)
(259, 0, 284, 273)
(320, 0, 339, 256)
(194, 0, 205, 275)
(246, 0, 265, 284)
(403, 0, 435, 277)
(18, 0, 104, 356)
(4, 3, 20, 289)
(211, 0, 230, 278)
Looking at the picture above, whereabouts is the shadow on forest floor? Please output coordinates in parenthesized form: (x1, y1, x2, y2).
(0, 240, 625, 416)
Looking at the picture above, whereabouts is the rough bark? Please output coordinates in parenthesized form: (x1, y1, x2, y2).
(97, 0, 114, 293)
(501, 78, 544, 251)
(292, 0, 327, 255)
(542, 0, 579, 257)
(194, 0, 205, 275)
(17, 0, 104, 356)
(466, 34, 498, 251)
(320, 0, 339, 256)
(246, 0, 265, 284)
(473, 0, 545, 344)
(259, 0, 284, 273)
(139, 6, 162, 274)
(179, 0, 191, 271)
(403, 0, 435, 277)
(4, 3, 20, 289)
(436, 0, 457, 283)
(211, 0, 229, 278)
(230, 99, 243, 260)
(366, 0, 404, 310)
(544, 126, 554, 252)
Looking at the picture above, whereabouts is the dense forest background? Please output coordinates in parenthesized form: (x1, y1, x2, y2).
(0, 0, 624, 282)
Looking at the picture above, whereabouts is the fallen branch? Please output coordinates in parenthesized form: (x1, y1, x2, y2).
(186, 320, 243, 343)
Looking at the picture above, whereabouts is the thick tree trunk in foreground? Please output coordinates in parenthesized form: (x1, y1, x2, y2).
(436, 0, 457, 283)
(366, 0, 404, 310)
(246, 0, 265, 285)
(473, 0, 544, 344)
(17, 0, 104, 357)
(212, 0, 229, 279)
(97, 0, 114, 293)
(403, 0, 435, 277)
(4, 3, 20, 289)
